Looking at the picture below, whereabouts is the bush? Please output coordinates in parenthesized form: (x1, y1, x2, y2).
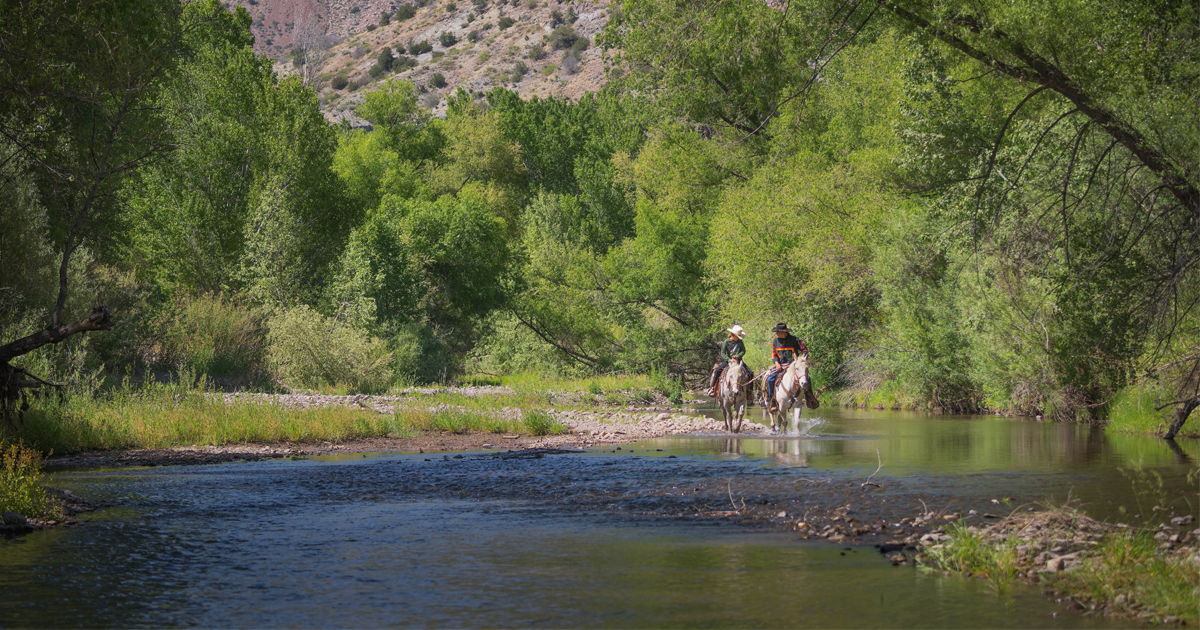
(560, 53, 579, 75)
(527, 43, 544, 60)
(468, 29, 482, 42)
(378, 46, 395, 71)
(547, 25, 578, 49)
(477, 49, 490, 62)
(151, 293, 267, 379)
(367, 24, 377, 31)
(369, 63, 385, 78)
(380, 11, 391, 25)
(525, 0, 536, 8)
(439, 32, 459, 47)
(347, 79, 361, 92)
(498, 16, 515, 29)
(510, 60, 527, 81)
(570, 36, 588, 54)
(267, 305, 393, 394)
(651, 368, 685, 404)
(549, 9, 563, 26)
(523, 410, 567, 436)
(0, 441, 61, 520)
(390, 322, 456, 384)
(566, 6, 576, 23)
(396, 5, 417, 20)
(351, 46, 368, 59)
(394, 55, 419, 71)
(408, 40, 433, 55)
(446, 1, 457, 11)
(430, 72, 447, 88)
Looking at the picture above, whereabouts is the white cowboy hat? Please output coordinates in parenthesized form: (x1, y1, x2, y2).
(726, 325, 746, 339)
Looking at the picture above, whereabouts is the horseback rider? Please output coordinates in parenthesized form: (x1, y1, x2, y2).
(765, 323, 808, 412)
(707, 325, 755, 399)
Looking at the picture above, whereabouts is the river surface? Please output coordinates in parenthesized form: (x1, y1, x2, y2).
(2, 408, 1196, 628)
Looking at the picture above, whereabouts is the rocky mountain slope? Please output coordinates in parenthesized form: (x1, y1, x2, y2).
(236, 0, 615, 122)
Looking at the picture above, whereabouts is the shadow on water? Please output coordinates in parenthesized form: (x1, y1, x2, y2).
(2, 407, 1195, 628)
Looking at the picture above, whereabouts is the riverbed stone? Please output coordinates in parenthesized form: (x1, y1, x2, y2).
(2, 512, 27, 526)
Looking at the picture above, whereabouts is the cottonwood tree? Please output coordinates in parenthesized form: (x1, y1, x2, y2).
(0, 0, 239, 424)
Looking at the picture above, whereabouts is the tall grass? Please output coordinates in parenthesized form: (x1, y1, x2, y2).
(0, 441, 63, 519)
(6, 375, 575, 454)
(923, 523, 1020, 594)
(1107, 383, 1182, 436)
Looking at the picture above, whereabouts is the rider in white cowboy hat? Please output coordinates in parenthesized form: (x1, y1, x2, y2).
(707, 325, 754, 399)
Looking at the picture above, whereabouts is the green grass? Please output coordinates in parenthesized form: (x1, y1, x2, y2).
(1107, 383, 1184, 437)
(923, 523, 1021, 594)
(922, 510, 1199, 623)
(5, 376, 579, 454)
(1058, 531, 1199, 623)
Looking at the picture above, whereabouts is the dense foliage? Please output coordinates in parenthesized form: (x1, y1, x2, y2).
(2, 0, 1196, 429)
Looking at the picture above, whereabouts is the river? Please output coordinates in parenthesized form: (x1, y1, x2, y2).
(1, 408, 1195, 628)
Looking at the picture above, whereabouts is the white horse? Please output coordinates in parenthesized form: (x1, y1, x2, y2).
(764, 356, 810, 433)
(717, 357, 749, 433)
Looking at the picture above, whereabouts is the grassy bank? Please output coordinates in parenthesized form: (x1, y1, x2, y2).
(920, 506, 1199, 623)
(7, 378, 567, 455)
(1107, 383, 1196, 438)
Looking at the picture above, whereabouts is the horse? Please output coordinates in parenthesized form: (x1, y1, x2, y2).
(717, 356, 749, 433)
(764, 356, 810, 433)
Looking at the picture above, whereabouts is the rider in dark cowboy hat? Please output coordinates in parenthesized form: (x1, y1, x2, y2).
(707, 325, 754, 400)
(765, 323, 808, 412)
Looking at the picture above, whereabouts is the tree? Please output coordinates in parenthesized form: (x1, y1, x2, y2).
(0, 0, 207, 423)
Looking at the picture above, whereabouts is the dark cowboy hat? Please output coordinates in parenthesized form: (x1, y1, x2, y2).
(771, 323, 791, 333)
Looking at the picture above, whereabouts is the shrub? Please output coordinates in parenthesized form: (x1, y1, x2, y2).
(467, 12, 475, 22)
(525, 0, 536, 8)
(566, 6, 576, 23)
(380, 11, 391, 25)
(560, 52, 579, 75)
(369, 63, 385, 78)
(527, 43, 544, 60)
(408, 40, 433, 55)
(150, 293, 267, 379)
(550, 9, 563, 25)
(446, 1, 457, 11)
(570, 36, 588, 54)
(394, 55, 419, 71)
(429, 72, 447, 88)
(396, 5, 417, 20)
(498, 16, 515, 29)
(367, 23, 377, 31)
(390, 322, 456, 384)
(351, 45, 368, 59)
(267, 305, 393, 394)
(468, 29, 482, 42)
(547, 25, 578, 49)
(347, 79, 361, 92)
(378, 46, 395, 71)
(523, 410, 567, 436)
(439, 32, 459, 47)
(331, 75, 349, 90)
(510, 60, 527, 81)
(0, 441, 61, 520)
(477, 49, 490, 62)
(473, 0, 486, 9)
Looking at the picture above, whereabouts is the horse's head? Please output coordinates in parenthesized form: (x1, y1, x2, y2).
(724, 357, 743, 394)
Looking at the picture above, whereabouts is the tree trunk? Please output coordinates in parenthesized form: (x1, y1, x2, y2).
(1163, 396, 1199, 440)
(0, 306, 112, 364)
(0, 306, 111, 427)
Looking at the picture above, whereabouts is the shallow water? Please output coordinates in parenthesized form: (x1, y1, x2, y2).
(2, 408, 1196, 628)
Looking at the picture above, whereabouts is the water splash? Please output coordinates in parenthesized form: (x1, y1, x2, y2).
(791, 416, 825, 436)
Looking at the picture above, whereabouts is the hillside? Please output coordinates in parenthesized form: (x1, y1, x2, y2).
(252, 0, 615, 122)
